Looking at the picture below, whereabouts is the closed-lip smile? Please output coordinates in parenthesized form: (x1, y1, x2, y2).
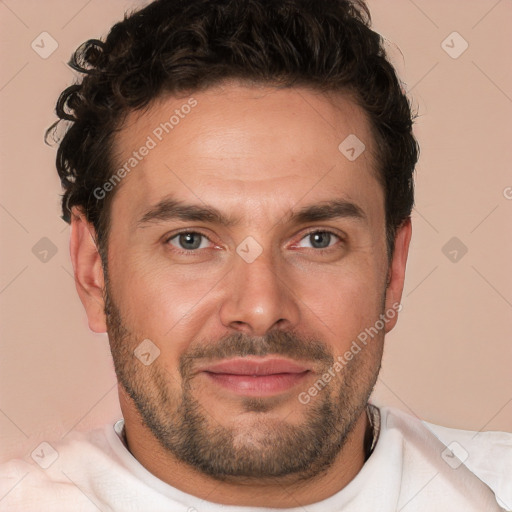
(197, 356, 312, 397)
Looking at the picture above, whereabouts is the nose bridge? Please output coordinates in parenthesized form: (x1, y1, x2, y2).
(219, 247, 300, 335)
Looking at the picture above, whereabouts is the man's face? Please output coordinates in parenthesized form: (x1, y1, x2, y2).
(85, 83, 405, 479)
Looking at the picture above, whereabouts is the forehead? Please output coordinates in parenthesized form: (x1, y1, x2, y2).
(110, 83, 382, 226)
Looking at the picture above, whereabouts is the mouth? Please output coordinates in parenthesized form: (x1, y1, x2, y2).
(197, 357, 312, 397)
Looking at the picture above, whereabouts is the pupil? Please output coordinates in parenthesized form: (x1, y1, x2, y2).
(311, 232, 330, 248)
(180, 233, 201, 250)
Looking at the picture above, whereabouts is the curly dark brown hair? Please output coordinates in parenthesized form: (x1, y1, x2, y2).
(47, 0, 418, 262)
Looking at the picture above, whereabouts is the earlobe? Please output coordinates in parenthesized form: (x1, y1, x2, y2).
(69, 207, 107, 333)
(384, 218, 412, 332)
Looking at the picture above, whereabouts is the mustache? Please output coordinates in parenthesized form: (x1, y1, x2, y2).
(180, 330, 334, 377)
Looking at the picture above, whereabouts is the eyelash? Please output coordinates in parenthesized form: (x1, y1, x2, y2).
(164, 229, 344, 255)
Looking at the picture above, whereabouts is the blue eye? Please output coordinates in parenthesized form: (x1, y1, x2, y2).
(165, 229, 342, 255)
(297, 231, 340, 249)
(168, 232, 211, 251)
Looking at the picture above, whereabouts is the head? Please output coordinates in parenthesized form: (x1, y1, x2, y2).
(54, 0, 417, 482)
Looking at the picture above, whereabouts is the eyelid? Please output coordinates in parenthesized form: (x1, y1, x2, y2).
(301, 227, 345, 239)
(164, 229, 218, 253)
(164, 228, 212, 243)
(163, 227, 346, 254)
(290, 228, 346, 249)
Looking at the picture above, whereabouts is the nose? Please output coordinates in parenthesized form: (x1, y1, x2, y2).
(219, 249, 301, 336)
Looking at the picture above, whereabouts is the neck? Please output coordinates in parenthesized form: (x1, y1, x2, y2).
(121, 405, 371, 508)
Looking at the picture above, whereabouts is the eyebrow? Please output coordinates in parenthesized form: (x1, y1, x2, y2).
(137, 197, 366, 228)
(290, 200, 366, 225)
(137, 198, 239, 227)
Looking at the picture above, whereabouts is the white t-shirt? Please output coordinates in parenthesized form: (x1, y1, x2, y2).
(1, 405, 510, 511)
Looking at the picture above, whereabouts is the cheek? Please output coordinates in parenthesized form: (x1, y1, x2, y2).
(293, 261, 385, 349)
(108, 251, 224, 348)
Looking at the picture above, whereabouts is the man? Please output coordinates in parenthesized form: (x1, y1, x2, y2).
(1, 0, 510, 510)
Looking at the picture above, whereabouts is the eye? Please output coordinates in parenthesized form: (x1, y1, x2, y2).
(296, 230, 342, 250)
(167, 231, 212, 251)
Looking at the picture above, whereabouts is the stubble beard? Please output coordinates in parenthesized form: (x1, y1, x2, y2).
(104, 282, 383, 482)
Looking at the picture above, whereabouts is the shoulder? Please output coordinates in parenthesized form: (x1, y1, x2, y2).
(423, 416, 512, 509)
(0, 423, 120, 512)
(378, 404, 512, 510)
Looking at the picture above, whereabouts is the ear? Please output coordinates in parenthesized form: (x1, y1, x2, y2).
(69, 207, 107, 333)
(384, 218, 412, 332)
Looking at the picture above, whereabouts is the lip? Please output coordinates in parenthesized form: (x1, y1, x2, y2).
(201, 357, 310, 376)
(198, 357, 311, 397)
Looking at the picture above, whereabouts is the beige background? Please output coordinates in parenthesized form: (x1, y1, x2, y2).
(0, 0, 511, 463)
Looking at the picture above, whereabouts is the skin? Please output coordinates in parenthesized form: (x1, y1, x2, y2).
(70, 82, 412, 507)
